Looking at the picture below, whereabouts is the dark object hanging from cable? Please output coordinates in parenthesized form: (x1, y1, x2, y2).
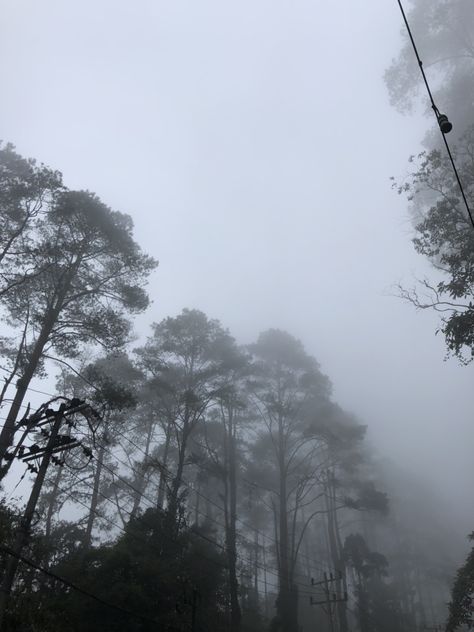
(396, 0, 474, 231)
(436, 113, 452, 135)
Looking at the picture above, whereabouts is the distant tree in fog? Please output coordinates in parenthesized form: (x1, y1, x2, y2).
(246, 329, 332, 632)
(136, 309, 236, 524)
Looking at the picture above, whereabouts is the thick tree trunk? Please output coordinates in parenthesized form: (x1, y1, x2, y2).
(0, 259, 81, 477)
(0, 322, 53, 476)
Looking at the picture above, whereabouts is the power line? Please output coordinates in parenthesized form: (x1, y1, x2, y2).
(53, 469, 236, 581)
(83, 423, 331, 579)
(104, 416, 332, 574)
(3, 370, 333, 580)
(0, 367, 58, 399)
(53, 466, 322, 600)
(0, 543, 161, 626)
(61, 441, 322, 596)
(2, 368, 335, 579)
(395, 0, 474, 231)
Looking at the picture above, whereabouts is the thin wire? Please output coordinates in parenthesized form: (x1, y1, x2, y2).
(87, 423, 331, 578)
(2, 366, 334, 579)
(0, 366, 59, 399)
(55, 467, 319, 598)
(396, 0, 474, 230)
(63, 441, 323, 594)
(3, 371, 333, 579)
(54, 470, 234, 577)
(0, 543, 161, 625)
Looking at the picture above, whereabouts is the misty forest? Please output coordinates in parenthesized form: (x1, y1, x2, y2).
(0, 1, 473, 631)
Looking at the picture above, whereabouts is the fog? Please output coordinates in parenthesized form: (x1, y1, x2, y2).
(0, 1, 473, 630)
(5, 0, 470, 516)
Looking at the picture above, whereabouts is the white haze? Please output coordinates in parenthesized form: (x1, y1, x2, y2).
(0, 1, 473, 539)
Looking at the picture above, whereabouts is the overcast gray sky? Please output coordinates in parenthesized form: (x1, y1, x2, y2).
(1, 0, 473, 533)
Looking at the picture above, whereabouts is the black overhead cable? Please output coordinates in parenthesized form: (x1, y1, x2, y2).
(63, 444, 325, 594)
(81, 423, 332, 578)
(396, 0, 474, 231)
(0, 543, 160, 626)
(1, 367, 335, 579)
(0, 369, 332, 577)
(56, 468, 324, 598)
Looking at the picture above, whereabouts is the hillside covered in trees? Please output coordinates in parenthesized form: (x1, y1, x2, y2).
(0, 143, 463, 632)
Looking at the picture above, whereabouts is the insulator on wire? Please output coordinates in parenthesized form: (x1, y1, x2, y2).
(437, 113, 453, 134)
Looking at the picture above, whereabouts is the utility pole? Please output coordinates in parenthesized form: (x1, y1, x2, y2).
(310, 571, 348, 632)
(0, 399, 92, 628)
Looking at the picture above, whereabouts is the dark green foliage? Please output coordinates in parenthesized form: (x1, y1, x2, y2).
(395, 128, 474, 362)
(0, 144, 157, 471)
(0, 142, 63, 296)
(344, 482, 389, 515)
(386, 1, 474, 364)
(344, 534, 392, 632)
(447, 534, 474, 631)
(5, 188, 157, 353)
(5, 509, 227, 632)
(81, 352, 143, 413)
(344, 534, 388, 580)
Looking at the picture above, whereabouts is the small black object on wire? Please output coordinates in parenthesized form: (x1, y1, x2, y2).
(396, 0, 474, 231)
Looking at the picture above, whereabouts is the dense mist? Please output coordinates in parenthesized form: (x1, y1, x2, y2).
(0, 1, 473, 631)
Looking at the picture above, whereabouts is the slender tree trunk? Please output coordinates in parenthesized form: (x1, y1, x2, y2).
(254, 531, 259, 603)
(167, 418, 190, 524)
(324, 476, 346, 632)
(330, 473, 348, 632)
(45, 464, 64, 539)
(191, 481, 200, 526)
(275, 416, 298, 632)
(157, 419, 172, 509)
(226, 415, 241, 632)
(168, 441, 185, 519)
(84, 439, 106, 548)
(131, 419, 154, 517)
(301, 508, 312, 579)
(263, 541, 269, 619)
